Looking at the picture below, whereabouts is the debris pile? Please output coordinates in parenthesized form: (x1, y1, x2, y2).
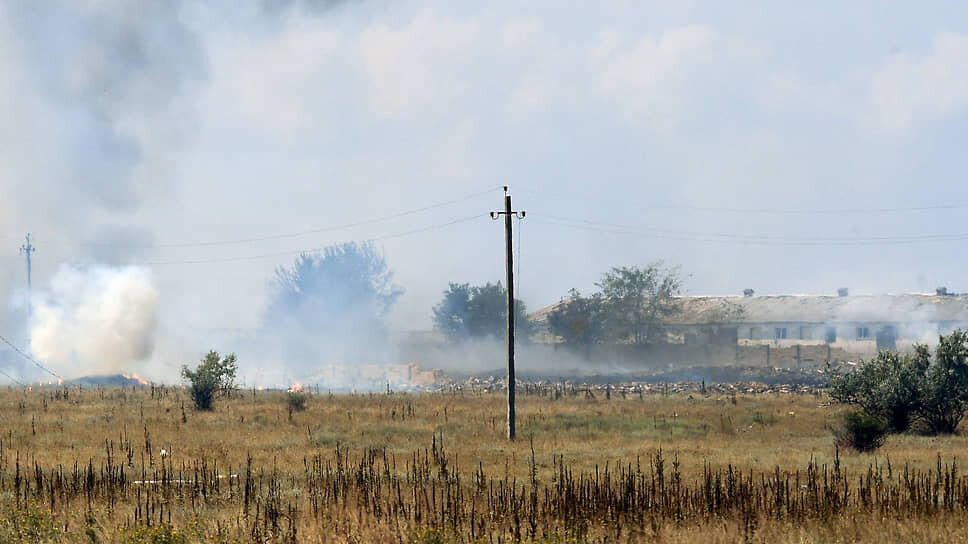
(454, 376, 824, 396)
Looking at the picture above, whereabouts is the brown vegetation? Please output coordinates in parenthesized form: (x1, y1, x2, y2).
(1, 385, 968, 542)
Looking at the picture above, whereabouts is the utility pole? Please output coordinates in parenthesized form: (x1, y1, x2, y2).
(490, 186, 525, 440)
(19, 233, 35, 319)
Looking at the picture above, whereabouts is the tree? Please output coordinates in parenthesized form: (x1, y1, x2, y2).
(828, 330, 968, 435)
(181, 350, 238, 411)
(920, 330, 968, 434)
(432, 283, 472, 339)
(263, 242, 402, 364)
(597, 264, 682, 345)
(432, 282, 532, 342)
(827, 349, 927, 433)
(546, 289, 605, 353)
(268, 242, 400, 326)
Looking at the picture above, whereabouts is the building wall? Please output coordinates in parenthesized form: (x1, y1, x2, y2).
(552, 342, 853, 369)
(679, 320, 968, 359)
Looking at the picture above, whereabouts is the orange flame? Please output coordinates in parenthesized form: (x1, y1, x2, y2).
(122, 372, 151, 386)
(288, 382, 304, 393)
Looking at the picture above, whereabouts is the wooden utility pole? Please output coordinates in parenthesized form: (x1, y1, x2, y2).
(490, 186, 525, 440)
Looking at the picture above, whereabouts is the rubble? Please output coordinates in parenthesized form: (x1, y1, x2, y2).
(451, 375, 825, 396)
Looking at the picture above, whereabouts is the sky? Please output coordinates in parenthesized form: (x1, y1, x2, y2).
(1, 0, 968, 380)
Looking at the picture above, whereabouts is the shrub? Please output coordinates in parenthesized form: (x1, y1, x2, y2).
(920, 330, 968, 434)
(287, 391, 308, 413)
(120, 524, 188, 544)
(828, 330, 968, 435)
(833, 412, 888, 452)
(828, 349, 927, 432)
(0, 505, 62, 542)
(181, 351, 237, 411)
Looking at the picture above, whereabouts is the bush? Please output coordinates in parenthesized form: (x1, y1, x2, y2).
(120, 524, 188, 544)
(0, 505, 62, 542)
(827, 330, 968, 435)
(181, 351, 237, 411)
(828, 349, 927, 432)
(833, 412, 888, 452)
(287, 391, 308, 413)
(920, 330, 968, 434)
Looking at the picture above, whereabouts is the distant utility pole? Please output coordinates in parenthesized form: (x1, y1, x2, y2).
(19, 233, 35, 319)
(490, 186, 525, 440)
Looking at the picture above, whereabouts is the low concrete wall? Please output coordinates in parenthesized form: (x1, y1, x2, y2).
(571, 343, 854, 368)
(397, 339, 861, 377)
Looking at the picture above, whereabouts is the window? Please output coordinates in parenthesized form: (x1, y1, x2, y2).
(825, 327, 836, 343)
(857, 327, 870, 340)
(775, 327, 787, 340)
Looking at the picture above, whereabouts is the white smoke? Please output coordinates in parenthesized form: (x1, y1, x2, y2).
(29, 265, 160, 378)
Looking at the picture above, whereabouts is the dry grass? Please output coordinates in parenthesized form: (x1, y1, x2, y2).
(1, 385, 968, 542)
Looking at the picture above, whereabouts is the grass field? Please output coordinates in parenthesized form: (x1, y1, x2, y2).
(2, 384, 968, 542)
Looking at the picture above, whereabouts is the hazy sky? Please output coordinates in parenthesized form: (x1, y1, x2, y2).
(2, 1, 968, 376)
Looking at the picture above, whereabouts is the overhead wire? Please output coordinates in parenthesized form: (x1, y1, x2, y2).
(655, 202, 968, 215)
(515, 186, 968, 215)
(0, 333, 62, 381)
(0, 366, 26, 387)
(9, 183, 968, 258)
(74, 185, 500, 250)
(515, 214, 522, 301)
(533, 215, 968, 246)
(131, 214, 485, 266)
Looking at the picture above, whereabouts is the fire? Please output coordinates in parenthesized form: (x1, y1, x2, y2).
(122, 372, 151, 386)
(288, 382, 304, 393)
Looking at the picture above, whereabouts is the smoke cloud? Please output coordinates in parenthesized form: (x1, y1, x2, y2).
(29, 265, 159, 378)
(2, 2, 968, 384)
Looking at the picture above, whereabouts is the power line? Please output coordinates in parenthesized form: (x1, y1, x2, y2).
(71, 185, 500, 250)
(538, 217, 968, 245)
(533, 215, 968, 246)
(0, 365, 26, 387)
(515, 187, 968, 215)
(0, 333, 62, 381)
(367, 214, 485, 242)
(515, 215, 522, 301)
(131, 214, 484, 266)
(636, 203, 968, 215)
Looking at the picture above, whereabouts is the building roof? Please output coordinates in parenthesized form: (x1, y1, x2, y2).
(531, 294, 968, 327)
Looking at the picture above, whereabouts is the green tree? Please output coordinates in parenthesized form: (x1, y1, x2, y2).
(433, 282, 532, 342)
(263, 241, 402, 367)
(181, 351, 238, 411)
(828, 349, 928, 433)
(920, 330, 968, 434)
(432, 283, 472, 339)
(598, 264, 682, 345)
(267, 242, 401, 334)
(828, 330, 968, 435)
(546, 289, 606, 353)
